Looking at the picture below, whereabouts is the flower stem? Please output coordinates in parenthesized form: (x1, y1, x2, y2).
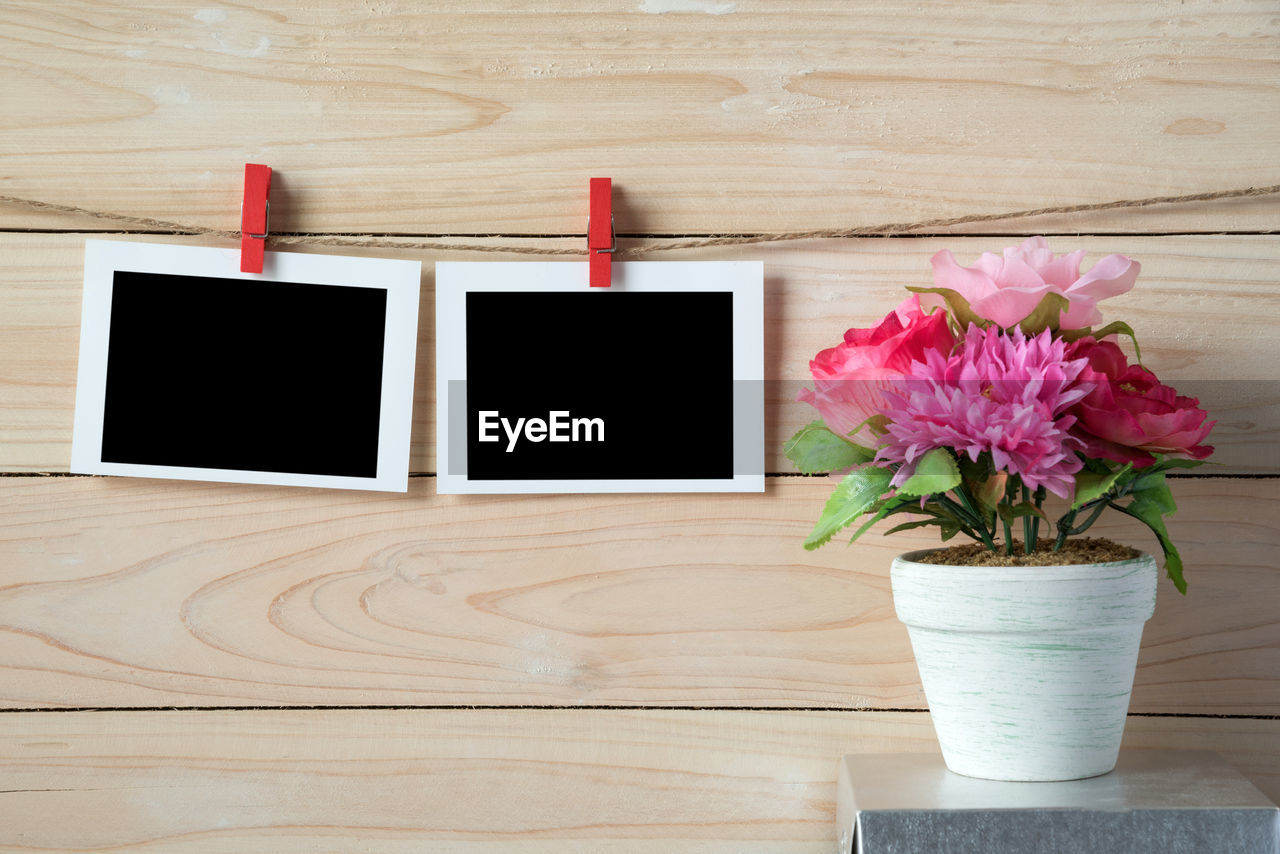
(1064, 500, 1109, 538)
(1021, 483, 1034, 555)
(1053, 510, 1075, 551)
(1054, 499, 1111, 550)
(930, 495, 983, 544)
(953, 487, 998, 552)
(1001, 475, 1015, 555)
(1032, 486, 1045, 550)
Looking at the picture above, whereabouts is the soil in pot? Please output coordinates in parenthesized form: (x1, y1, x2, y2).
(911, 536, 1139, 567)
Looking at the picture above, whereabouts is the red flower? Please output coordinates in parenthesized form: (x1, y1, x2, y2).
(798, 296, 955, 441)
(1067, 339, 1214, 467)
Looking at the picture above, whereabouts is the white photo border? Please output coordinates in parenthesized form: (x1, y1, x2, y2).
(436, 260, 764, 494)
(71, 239, 421, 493)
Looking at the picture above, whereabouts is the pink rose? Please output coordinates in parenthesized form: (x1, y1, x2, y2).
(798, 295, 954, 440)
(927, 237, 1140, 329)
(1067, 339, 1214, 467)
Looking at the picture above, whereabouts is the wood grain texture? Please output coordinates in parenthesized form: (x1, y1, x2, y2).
(0, 708, 1274, 852)
(2, 2, 1277, 234)
(2, 2, 1277, 847)
(0, 476, 1274, 712)
(2, 232, 1276, 473)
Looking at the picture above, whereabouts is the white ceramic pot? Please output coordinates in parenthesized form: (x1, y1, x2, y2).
(891, 549, 1158, 782)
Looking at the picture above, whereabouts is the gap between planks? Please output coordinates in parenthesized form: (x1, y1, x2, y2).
(1, 229, 1277, 241)
(0, 472, 1275, 479)
(0, 705, 1274, 719)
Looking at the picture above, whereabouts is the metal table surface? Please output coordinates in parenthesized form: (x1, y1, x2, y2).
(836, 750, 1280, 854)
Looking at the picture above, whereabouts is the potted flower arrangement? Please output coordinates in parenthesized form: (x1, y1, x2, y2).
(787, 238, 1214, 781)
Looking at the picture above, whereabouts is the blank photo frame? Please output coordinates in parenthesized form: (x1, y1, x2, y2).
(71, 240, 421, 492)
(436, 261, 764, 494)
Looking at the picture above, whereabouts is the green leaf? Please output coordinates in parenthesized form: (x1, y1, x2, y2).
(784, 421, 875, 474)
(957, 454, 991, 484)
(974, 472, 1009, 513)
(881, 515, 966, 542)
(906, 286, 1070, 335)
(1117, 474, 1187, 593)
(1080, 456, 1114, 475)
(1060, 320, 1142, 362)
(928, 500, 972, 530)
(996, 501, 1048, 525)
(1092, 320, 1142, 362)
(857, 414, 891, 437)
(885, 518, 947, 536)
(1071, 463, 1132, 510)
(1130, 472, 1177, 515)
(1150, 456, 1212, 472)
(803, 466, 894, 551)
(896, 448, 961, 498)
(1016, 292, 1071, 336)
(904, 286, 989, 332)
(1160, 544, 1186, 594)
(847, 494, 918, 543)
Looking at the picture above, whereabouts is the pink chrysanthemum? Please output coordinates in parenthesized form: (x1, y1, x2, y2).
(877, 325, 1093, 499)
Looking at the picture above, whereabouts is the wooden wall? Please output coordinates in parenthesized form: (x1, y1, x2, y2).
(2, 2, 1277, 850)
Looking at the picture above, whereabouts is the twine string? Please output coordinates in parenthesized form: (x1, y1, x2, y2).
(1, 184, 1277, 257)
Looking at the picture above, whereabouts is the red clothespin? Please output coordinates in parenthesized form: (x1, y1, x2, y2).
(240, 163, 272, 273)
(588, 177, 614, 287)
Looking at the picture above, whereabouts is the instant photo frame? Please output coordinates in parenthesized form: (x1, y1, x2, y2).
(71, 240, 421, 492)
(436, 260, 764, 494)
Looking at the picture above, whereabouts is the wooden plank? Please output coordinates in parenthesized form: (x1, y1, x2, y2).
(0, 708, 1274, 852)
(0, 476, 1274, 712)
(2, 233, 1275, 473)
(1, 3, 1277, 234)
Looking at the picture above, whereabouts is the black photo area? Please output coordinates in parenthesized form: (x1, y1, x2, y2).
(465, 291, 734, 480)
(101, 271, 387, 478)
